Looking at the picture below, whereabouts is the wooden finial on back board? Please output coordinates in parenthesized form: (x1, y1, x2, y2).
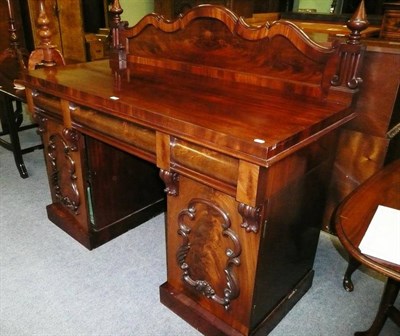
(346, 0, 369, 44)
(109, 0, 128, 71)
(331, 0, 369, 90)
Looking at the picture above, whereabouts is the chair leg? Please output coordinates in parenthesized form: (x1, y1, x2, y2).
(354, 278, 400, 336)
(343, 256, 361, 292)
(0, 94, 28, 178)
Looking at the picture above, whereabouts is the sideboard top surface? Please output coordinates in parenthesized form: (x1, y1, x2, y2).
(20, 4, 367, 164)
(22, 59, 351, 163)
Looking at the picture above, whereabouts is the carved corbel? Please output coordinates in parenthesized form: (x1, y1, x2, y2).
(33, 111, 47, 134)
(159, 169, 179, 196)
(238, 203, 262, 234)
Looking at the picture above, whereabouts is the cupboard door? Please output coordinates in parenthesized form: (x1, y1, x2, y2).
(37, 112, 90, 233)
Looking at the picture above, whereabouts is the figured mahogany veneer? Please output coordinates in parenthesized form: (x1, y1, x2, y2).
(20, 2, 369, 335)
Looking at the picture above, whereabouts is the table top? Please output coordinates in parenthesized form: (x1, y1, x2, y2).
(20, 60, 354, 165)
(335, 160, 400, 281)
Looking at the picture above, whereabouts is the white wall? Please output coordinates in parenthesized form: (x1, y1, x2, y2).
(120, 0, 154, 26)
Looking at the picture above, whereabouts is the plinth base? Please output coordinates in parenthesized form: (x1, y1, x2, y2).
(160, 270, 314, 336)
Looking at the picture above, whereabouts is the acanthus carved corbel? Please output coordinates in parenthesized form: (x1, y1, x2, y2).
(159, 169, 179, 196)
(177, 198, 241, 310)
(238, 203, 262, 234)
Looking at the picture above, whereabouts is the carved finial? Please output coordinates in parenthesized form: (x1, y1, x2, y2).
(110, 0, 123, 49)
(110, 0, 124, 23)
(346, 0, 369, 44)
(36, 0, 57, 66)
(109, 0, 127, 70)
(331, 1, 368, 90)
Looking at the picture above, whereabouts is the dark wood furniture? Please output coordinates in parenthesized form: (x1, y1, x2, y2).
(249, 17, 400, 234)
(155, 0, 390, 19)
(245, 18, 381, 39)
(335, 160, 400, 336)
(0, 0, 43, 178)
(20, 2, 369, 335)
(245, 13, 400, 230)
(322, 40, 400, 232)
(154, 0, 255, 19)
(380, 2, 400, 40)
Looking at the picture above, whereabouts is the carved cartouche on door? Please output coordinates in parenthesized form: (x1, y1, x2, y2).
(177, 198, 241, 310)
(47, 128, 80, 214)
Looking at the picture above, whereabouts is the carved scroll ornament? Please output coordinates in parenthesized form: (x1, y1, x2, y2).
(176, 198, 241, 310)
(47, 128, 80, 214)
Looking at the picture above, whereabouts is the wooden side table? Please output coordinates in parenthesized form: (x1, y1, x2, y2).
(335, 160, 400, 336)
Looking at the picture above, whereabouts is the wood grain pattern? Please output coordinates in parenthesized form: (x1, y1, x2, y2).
(336, 159, 400, 280)
(21, 3, 369, 334)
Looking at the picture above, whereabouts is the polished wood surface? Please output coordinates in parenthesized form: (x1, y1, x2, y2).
(335, 160, 400, 335)
(291, 20, 380, 38)
(322, 41, 400, 232)
(20, 3, 369, 335)
(381, 3, 400, 40)
(246, 18, 381, 39)
(336, 160, 400, 280)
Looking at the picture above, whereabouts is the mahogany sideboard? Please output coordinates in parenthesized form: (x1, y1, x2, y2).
(19, 3, 369, 335)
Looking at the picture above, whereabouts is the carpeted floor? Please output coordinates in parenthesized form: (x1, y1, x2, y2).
(0, 128, 398, 336)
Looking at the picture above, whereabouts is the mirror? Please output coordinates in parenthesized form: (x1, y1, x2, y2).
(293, 0, 343, 14)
